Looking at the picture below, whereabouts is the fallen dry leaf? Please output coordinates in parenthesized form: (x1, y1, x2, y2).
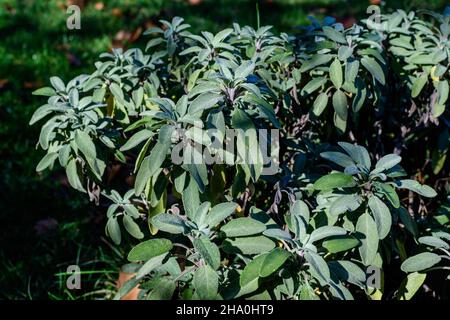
(116, 270, 140, 300)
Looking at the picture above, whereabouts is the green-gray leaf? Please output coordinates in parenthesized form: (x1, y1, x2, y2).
(302, 77, 328, 95)
(300, 54, 333, 73)
(361, 57, 385, 85)
(373, 182, 400, 208)
(398, 272, 427, 300)
(66, 159, 84, 191)
(320, 151, 355, 168)
(36, 152, 58, 172)
(221, 218, 266, 237)
(263, 228, 292, 241)
(338, 142, 371, 170)
(322, 236, 360, 253)
(259, 248, 290, 277)
(322, 26, 347, 44)
(372, 154, 402, 174)
(328, 260, 366, 288)
(50, 76, 65, 92)
(193, 201, 211, 229)
(312, 93, 329, 116)
(182, 178, 200, 220)
(193, 265, 219, 300)
(151, 213, 185, 234)
(395, 180, 437, 198)
(418, 236, 449, 250)
(332, 90, 348, 120)
(189, 93, 222, 115)
(134, 142, 169, 195)
(193, 236, 221, 270)
(401, 252, 441, 272)
(110, 82, 125, 105)
(314, 172, 356, 191)
(356, 213, 379, 266)
(329, 59, 343, 89)
(147, 278, 176, 300)
(330, 194, 362, 216)
(136, 253, 167, 279)
(106, 216, 121, 245)
(120, 130, 153, 152)
(411, 73, 428, 98)
(239, 253, 267, 296)
(207, 202, 238, 227)
(32, 87, 56, 97)
(123, 215, 144, 239)
(368, 195, 392, 239)
(309, 226, 347, 243)
(305, 251, 330, 284)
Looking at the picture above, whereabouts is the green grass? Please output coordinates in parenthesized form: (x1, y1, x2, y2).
(0, 208, 132, 299)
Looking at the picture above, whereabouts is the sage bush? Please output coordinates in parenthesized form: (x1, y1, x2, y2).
(31, 9, 450, 300)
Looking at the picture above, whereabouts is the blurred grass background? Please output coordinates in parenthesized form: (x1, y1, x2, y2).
(0, 0, 447, 300)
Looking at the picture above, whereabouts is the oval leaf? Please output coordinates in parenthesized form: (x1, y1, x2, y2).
(128, 238, 173, 262)
(401, 252, 441, 273)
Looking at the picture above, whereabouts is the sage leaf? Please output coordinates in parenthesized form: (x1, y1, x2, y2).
(395, 179, 437, 198)
(332, 89, 348, 120)
(417, 236, 449, 250)
(123, 215, 144, 239)
(259, 248, 290, 277)
(193, 265, 219, 300)
(106, 216, 121, 245)
(312, 92, 329, 116)
(223, 236, 275, 255)
(361, 57, 385, 85)
(320, 151, 355, 168)
(207, 202, 238, 227)
(75, 130, 96, 159)
(305, 251, 330, 284)
(356, 213, 379, 266)
(151, 213, 185, 234)
(309, 226, 347, 243)
(136, 253, 167, 279)
(221, 218, 266, 237)
(368, 195, 392, 239)
(322, 236, 360, 253)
